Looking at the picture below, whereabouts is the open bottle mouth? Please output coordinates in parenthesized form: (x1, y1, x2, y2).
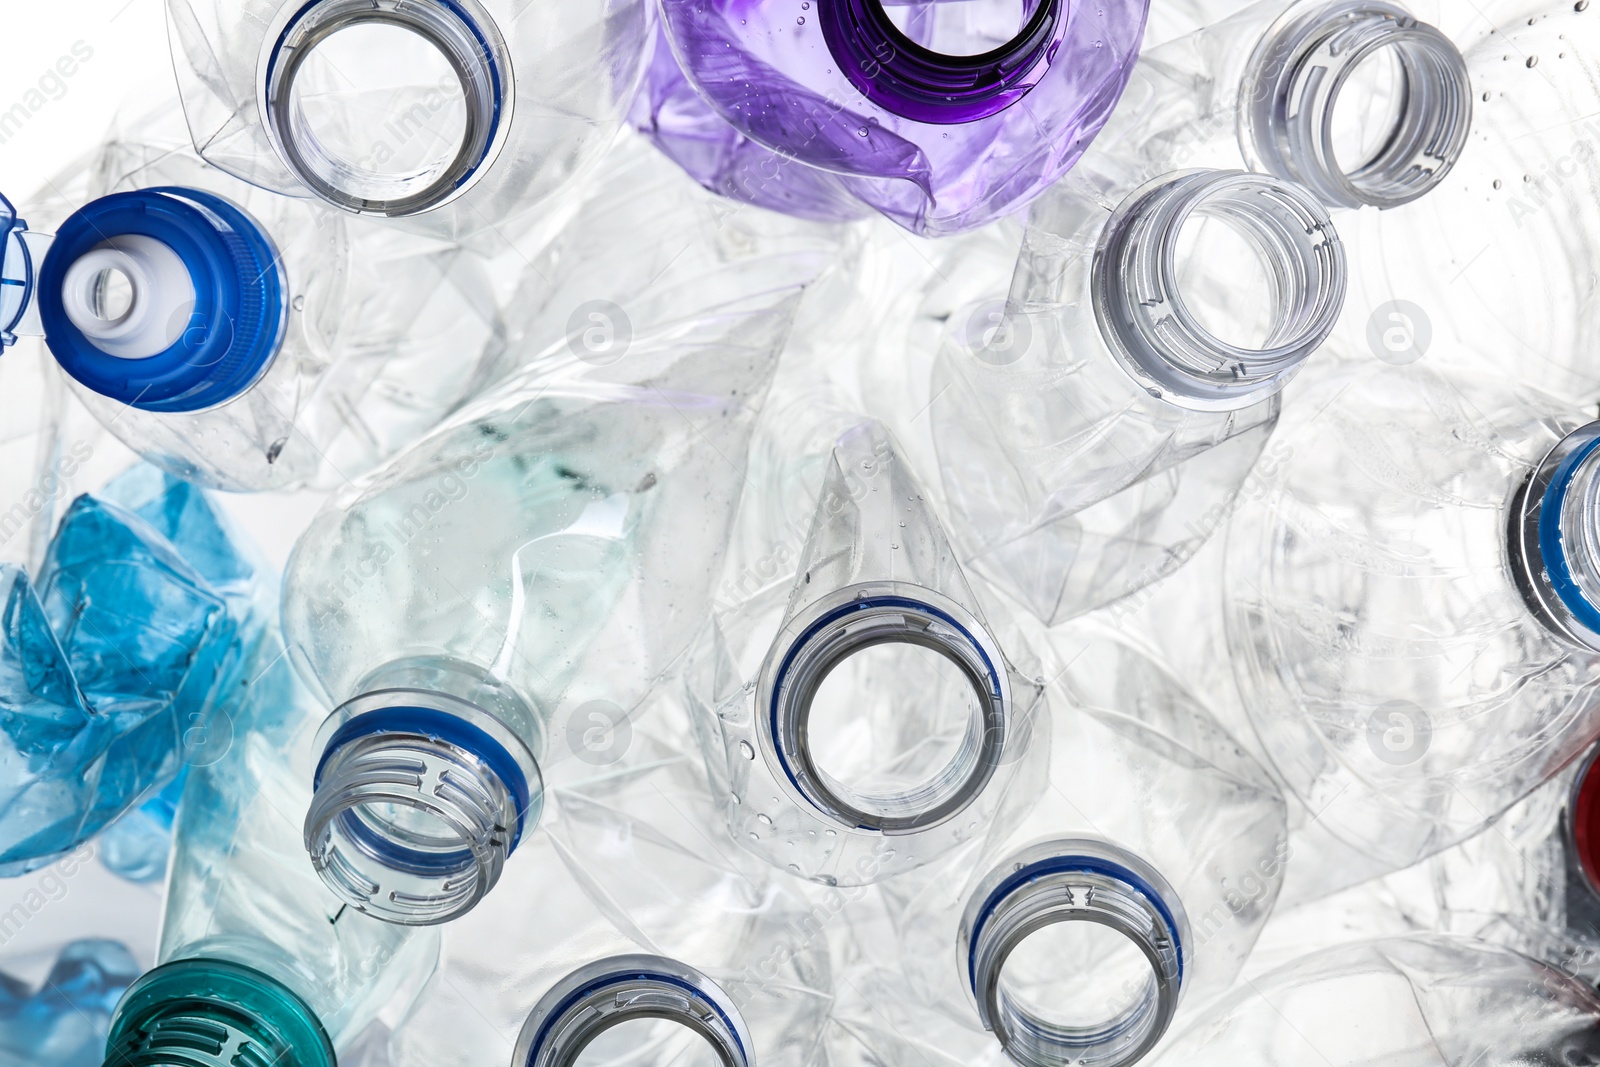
(1240, 1, 1470, 210)
(260, 0, 512, 216)
(1092, 169, 1346, 411)
(304, 687, 542, 926)
(514, 956, 752, 1067)
(757, 584, 1012, 834)
(961, 839, 1187, 1067)
(1507, 422, 1600, 653)
(817, 0, 1065, 123)
(103, 959, 334, 1067)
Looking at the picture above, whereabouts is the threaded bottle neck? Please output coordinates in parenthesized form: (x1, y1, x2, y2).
(960, 839, 1188, 1067)
(1239, 1, 1470, 209)
(1091, 169, 1345, 412)
(305, 686, 542, 926)
(103, 959, 333, 1067)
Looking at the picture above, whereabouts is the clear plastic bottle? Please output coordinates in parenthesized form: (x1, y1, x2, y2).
(164, 0, 651, 249)
(689, 402, 1048, 887)
(923, 165, 1345, 624)
(102, 633, 438, 1067)
(1142, 935, 1600, 1067)
(834, 624, 1287, 1067)
(1225, 361, 1600, 876)
(385, 702, 829, 1067)
(657, 0, 1149, 234)
(282, 291, 799, 926)
(0, 108, 504, 492)
(0, 466, 267, 877)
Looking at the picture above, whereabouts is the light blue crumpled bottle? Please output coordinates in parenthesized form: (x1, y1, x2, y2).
(0, 939, 140, 1067)
(0, 465, 267, 877)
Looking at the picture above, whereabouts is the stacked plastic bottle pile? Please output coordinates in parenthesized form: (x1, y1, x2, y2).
(5, 0, 1600, 1064)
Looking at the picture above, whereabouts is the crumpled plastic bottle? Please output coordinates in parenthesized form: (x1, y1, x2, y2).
(0, 465, 267, 878)
(1142, 935, 1600, 1067)
(656, 0, 1149, 234)
(629, 25, 871, 223)
(919, 163, 1345, 623)
(689, 404, 1048, 887)
(0, 939, 139, 1067)
(163, 0, 652, 249)
(0, 106, 505, 492)
(102, 632, 438, 1067)
(1224, 361, 1600, 877)
(831, 624, 1287, 1067)
(385, 699, 830, 1067)
(282, 282, 800, 926)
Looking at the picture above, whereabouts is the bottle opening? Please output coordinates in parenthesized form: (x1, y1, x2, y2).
(104, 959, 334, 1067)
(515, 957, 751, 1067)
(59, 236, 197, 360)
(882, 0, 1043, 58)
(963, 840, 1187, 1067)
(305, 691, 542, 926)
(87, 266, 134, 320)
(1092, 170, 1346, 411)
(760, 587, 1011, 834)
(262, 0, 511, 216)
(818, 0, 1063, 123)
(1508, 422, 1600, 653)
(1241, 1, 1471, 210)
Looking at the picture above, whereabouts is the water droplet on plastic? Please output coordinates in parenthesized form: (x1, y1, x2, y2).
(292, 295, 306, 311)
(825, 829, 837, 837)
(757, 812, 773, 825)
(1527, 55, 1540, 67)
(797, 15, 804, 23)
(1493, 178, 1503, 189)
(814, 874, 838, 886)
(788, 863, 802, 874)
(1578, 2, 1589, 12)
(748, 831, 760, 840)
(858, 126, 869, 136)
(739, 740, 755, 760)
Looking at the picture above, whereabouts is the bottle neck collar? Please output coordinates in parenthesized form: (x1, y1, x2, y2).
(961, 839, 1188, 1067)
(514, 956, 751, 1067)
(1509, 422, 1600, 652)
(1239, 0, 1470, 209)
(1092, 169, 1346, 411)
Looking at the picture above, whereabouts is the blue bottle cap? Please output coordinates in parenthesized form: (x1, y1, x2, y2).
(37, 186, 287, 413)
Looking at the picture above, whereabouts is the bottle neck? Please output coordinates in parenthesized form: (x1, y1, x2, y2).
(758, 582, 1014, 833)
(304, 663, 543, 925)
(103, 959, 333, 1067)
(514, 956, 751, 1067)
(1091, 169, 1346, 411)
(1239, 1, 1470, 209)
(961, 839, 1188, 1067)
(1509, 423, 1600, 652)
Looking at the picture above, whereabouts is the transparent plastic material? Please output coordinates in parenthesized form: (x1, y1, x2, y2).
(690, 410, 1047, 886)
(1225, 362, 1600, 876)
(0, 939, 139, 1067)
(1143, 935, 1600, 1067)
(628, 25, 871, 223)
(836, 625, 1286, 1067)
(388, 710, 829, 1067)
(924, 166, 1344, 624)
(657, 0, 1149, 234)
(0, 466, 266, 877)
(164, 0, 651, 247)
(126, 633, 438, 1067)
(283, 295, 798, 925)
(5, 106, 505, 492)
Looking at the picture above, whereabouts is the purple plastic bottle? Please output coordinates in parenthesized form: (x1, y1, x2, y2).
(657, 0, 1150, 234)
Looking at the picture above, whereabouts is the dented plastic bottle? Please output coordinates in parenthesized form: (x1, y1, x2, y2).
(386, 705, 830, 1067)
(689, 402, 1047, 887)
(0, 108, 504, 492)
(164, 0, 652, 248)
(1225, 362, 1600, 876)
(101, 632, 438, 1067)
(834, 625, 1287, 1067)
(282, 287, 800, 925)
(0, 939, 139, 1067)
(0, 465, 266, 877)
